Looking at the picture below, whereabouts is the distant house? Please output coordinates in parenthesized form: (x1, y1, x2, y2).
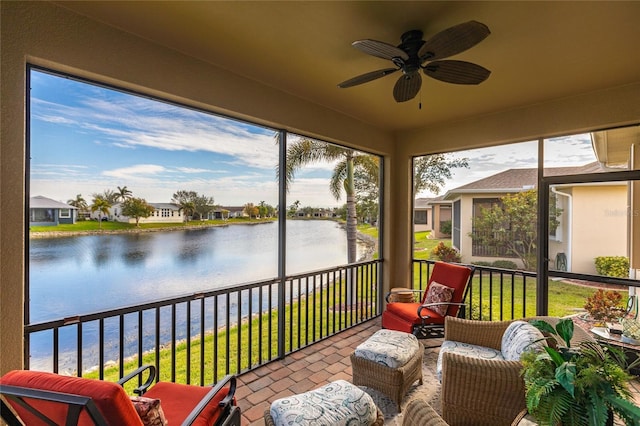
(29, 196, 77, 226)
(442, 162, 628, 274)
(414, 198, 431, 232)
(312, 209, 332, 218)
(107, 202, 185, 224)
(414, 197, 452, 238)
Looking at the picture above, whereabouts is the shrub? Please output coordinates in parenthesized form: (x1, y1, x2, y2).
(431, 242, 462, 263)
(491, 260, 518, 270)
(594, 256, 630, 278)
(584, 289, 626, 322)
(439, 220, 452, 235)
(471, 261, 492, 267)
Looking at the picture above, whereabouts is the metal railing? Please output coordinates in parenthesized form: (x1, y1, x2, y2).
(413, 259, 640, 322)
(25, 259, 381, 385)
(414, 259, 537, 321)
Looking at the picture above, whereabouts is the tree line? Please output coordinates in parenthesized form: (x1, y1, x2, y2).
(67, 187, 282, 228)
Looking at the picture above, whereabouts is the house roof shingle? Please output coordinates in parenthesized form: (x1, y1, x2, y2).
(444, 162, 605, 198)
(30, 196, 77, 209)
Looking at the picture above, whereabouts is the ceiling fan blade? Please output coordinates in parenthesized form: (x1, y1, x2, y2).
(393, 72, 422, 102)
(338, 68, 398, 88)
(418, 20, 490, 61)
(423, 60, 491, 85)
(352, 39, 409, 61)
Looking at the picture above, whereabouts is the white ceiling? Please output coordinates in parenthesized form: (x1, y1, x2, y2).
(55, 1, 640, 132)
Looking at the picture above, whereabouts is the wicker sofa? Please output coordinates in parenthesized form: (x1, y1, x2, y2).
(438, 316, 594, 426)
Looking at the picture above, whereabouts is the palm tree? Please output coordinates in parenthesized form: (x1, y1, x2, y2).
(67, 194, 88, 218)
(281, 138, 378, 264)
(172, 190, 197, 222)
(116, 186, 133, 202)
(90, 196, 111, 229)
(178, 201, 195, 222)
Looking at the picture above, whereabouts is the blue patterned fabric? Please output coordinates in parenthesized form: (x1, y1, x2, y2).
(269, 380, 377, 426)
(436, 340, 503, 381)
(354, 329, 420, 368)
(500, 321, 545, 361)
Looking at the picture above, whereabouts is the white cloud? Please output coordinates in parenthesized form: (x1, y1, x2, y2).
(102, 164, 167, 179)
(417, 135, 598, 198)
(33, 92, 280, 171)
(175, 167, 219, 174)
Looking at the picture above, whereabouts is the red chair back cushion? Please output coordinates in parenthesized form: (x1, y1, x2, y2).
(0, 370, 143, 425)
(420, 262, 472, 315)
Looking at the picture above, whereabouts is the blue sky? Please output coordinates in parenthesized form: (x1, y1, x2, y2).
(30, 70, 338, 207)
(30, 69, 597, 206)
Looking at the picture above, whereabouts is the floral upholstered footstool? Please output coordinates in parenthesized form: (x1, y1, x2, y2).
(264, 380, 383, 426)
(350, 329, 424, 412)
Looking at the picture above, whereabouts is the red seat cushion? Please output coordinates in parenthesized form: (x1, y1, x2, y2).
(381, 310, 414, 333)
(385, 302, 445, 324)
(144, 381, 231, 426)
(0, 370, 142, 425)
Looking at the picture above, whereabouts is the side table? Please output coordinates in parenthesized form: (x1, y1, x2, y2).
(388, 287, 416, 303)
(571, 314, 640, 375)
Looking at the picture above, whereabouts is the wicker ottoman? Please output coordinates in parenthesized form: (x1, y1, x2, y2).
(351, 329, 424, 411)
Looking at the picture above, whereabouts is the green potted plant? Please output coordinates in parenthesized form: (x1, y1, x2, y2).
(521, 318, 640, 426)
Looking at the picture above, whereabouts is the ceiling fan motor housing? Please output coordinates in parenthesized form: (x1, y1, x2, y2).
(398, 30, 426, 73)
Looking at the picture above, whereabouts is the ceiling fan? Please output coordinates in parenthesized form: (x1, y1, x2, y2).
(338, 21, 491, 102)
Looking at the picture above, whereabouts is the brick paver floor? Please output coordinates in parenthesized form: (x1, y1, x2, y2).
(235, 317, 640, 426)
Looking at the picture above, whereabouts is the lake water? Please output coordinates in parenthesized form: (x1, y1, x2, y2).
(28, 220, 366, 371)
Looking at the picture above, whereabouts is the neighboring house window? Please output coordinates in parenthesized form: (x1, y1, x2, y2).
(59, 208, 70, 218)
(472, 198, 501, 220)
(31, 208, 54, 222)
(548, 193, 560, 240)
(414, 210, 427, 225)
(471, 197, 517, 258)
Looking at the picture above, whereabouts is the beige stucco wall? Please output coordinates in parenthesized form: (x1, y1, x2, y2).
(0, 1, 394, 374)
(570, 185, 629, 275)
(2, 1, 640, 374)
(632, 144, 640, 276)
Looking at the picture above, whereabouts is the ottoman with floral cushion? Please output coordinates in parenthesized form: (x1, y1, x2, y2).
(350, 329, 424, 412)
(264, 380, 384, 426)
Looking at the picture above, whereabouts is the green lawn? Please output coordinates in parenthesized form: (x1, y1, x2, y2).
(85, 273, 378, 390)
(409, 230, 596, 319)
(79, 226, 598, 388)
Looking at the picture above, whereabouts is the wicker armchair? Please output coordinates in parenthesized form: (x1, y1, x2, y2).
(439, 316, 594, 426)
(402, 399, 449, 426)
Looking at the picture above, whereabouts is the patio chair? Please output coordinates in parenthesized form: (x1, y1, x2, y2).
(438, 316, 595, 426)
(0, 365, 239, 426)
(381, 261, 474, 339)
